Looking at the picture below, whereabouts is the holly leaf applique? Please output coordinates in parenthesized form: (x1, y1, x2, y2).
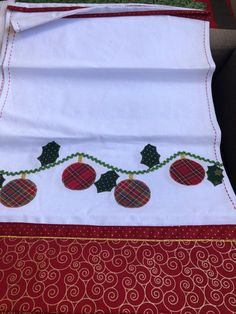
(206, 165, 224, 186)
(140, 144, 160, 168)
(38, 141, 60, 166)
(0, 174, 5, 188)
(94, 171, 119, 193)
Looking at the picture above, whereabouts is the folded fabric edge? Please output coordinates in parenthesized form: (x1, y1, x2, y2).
(0, 1, 7, 52)
(0, 222, 235, 241)
(8, 4, 211, 33)
(15, 0, 207, 10)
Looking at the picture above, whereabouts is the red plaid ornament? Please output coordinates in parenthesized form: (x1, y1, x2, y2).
(114, 179, 151, 208)
(170, 158, 205, 185)
(0, 178, 37, 208)
(62, 162, 96, 190)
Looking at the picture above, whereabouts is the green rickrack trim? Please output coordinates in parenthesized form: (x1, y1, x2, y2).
(0, 151, 223, 177)
(16, 0, 206, 10)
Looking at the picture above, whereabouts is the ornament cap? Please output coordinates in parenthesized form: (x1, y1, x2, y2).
(180, 154, 186, 159)
(128, 173, 134, 180)
(78, 155, 83, 163)
(21, 173, 27, 180)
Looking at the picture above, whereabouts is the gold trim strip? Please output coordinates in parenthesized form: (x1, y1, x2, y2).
(0, 235, 236, 243)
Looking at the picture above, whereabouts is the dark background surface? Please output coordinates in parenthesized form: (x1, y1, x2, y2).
(211, 0, 236, 195)
(212, 53, 236, 194)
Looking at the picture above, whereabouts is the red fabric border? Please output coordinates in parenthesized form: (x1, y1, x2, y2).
(0, 230, 236, 313)
(0, 222, 235, 240)
(7, 5, 211, 22)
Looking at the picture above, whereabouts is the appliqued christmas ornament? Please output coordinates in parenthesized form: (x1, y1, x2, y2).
(0, 141, 225, 207)
(207, 165, 224, 186)
(0, 178, 37, 208)
(140, 144, 161, 168)
(38, 141, 60, 166)
(114, 178, 151, 208)
(62, 162, 96, 190)
(95, 171, 119, 193)
(170, 158, 205, 185)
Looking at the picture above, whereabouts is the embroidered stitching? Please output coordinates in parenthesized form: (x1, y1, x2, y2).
(0, 30, 15, 120)
(0, 23, 11, 110)
(203, 21, 218, 161)
(203, 21, 236, 210)
(16, 21, 21, 32)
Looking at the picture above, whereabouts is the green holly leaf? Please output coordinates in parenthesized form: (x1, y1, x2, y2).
(207, 165, 224, 186)
(0, 174, 5, 188)
(38, 141, 60, 166)
(94, 171, 119, 193)
(140, 144, 160, 168)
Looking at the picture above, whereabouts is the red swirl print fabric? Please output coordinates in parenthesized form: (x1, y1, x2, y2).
(0, 224, 236, 313)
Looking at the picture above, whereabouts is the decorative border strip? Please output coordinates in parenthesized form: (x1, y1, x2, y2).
(0, 151, 223, 177)
(15, 0, 206, 10)
(0, 222, 235, 240)
(1, 235, 236, 242)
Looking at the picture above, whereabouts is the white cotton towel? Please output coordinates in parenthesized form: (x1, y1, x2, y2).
(0, 4, 235, 226)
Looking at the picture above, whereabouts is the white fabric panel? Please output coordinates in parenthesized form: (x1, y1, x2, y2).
(0, 7, 235, 226)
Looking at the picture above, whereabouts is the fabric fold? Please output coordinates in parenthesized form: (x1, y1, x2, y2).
(8, 4, 209, 32)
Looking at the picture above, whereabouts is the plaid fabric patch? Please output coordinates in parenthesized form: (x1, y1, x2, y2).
(170, 158, 205, 185)
(114, 179, 151, 208)
(62, 162, 96, 190)
(0, 179, 37, 208)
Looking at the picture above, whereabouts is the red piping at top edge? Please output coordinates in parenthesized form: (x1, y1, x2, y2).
(7, 5, 211, 22)
(66, 10, 210, 21)
(7, 5, 87, 12)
